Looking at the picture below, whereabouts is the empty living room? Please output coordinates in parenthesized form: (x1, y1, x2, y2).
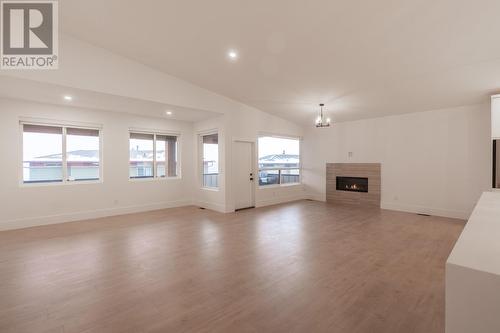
(1, 1, 499, 332)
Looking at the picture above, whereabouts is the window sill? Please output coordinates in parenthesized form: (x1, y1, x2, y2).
(258, 183, 302, 189)
(201, 187, 219, 192)
(20, 179, 102, 188)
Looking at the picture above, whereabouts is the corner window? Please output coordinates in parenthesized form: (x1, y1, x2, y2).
(201, 133, 219, 188)
(258, 136, 300, 186)
(129, 132, 178, 179)
(22, 124, 101, 184)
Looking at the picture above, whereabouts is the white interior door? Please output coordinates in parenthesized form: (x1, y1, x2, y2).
(233, 141, 255, 210)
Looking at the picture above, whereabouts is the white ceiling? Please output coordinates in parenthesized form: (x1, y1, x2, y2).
(61, 0, 500, 124)
(0, 76, 221, 122)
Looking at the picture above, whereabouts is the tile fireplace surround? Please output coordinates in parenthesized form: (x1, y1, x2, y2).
(326, 163, 381, 207)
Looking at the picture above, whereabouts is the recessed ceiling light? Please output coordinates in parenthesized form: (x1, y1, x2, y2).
(228, 50, 238, 60)
(63, 95, 73, 101)
(165, 111, 173, 116)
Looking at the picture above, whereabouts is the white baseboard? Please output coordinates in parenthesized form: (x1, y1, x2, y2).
(0, 199, 192, 231)
(307, 194, 326, 202)
(194, 200, 227, 213)
(381, 202, 470, 220)
(305, 193, 470, 220)
(0, 197, 469, 232)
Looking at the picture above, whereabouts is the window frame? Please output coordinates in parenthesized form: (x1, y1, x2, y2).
(128, 130, 181, 181)
(19, 121, 103, 187)
(199, 130, 220, 190)
(257, 134, 302, 188)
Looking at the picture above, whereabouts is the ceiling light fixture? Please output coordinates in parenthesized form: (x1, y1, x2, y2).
(63, 95, 73, 101)
(315, 103, 331, 128)
(165, 111, 173, 116)
(228, 50, 238, 60)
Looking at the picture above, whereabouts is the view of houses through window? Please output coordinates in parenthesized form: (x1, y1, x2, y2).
(23, 124, 100, 183)
(22, 126, 298, 187)
(129, 132, 178, 179)
(202, 133, 219, 188)
(258, 136, 300, 186)
(66, 128, 100, 181)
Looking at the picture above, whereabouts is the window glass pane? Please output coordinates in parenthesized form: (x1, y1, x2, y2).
(281, 169, 300, 184)
(23, 125, 63, 183)
(258, 136, 300, 186)
(130, 133, 154, 178)
(202, 133, 218, 188)
(66, 128, 100, 181)
(157, 135, 178, 178)
(156, 137, 166, 178)
(259, 169, 279, 186)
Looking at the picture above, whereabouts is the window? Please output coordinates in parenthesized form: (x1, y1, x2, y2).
(66, 128, 100, 181)
(22, 124, 101, 184)
(129, 132, 178, 179)
(258, 136, 300, 186)
(201, 133, 219, 188)
(157, 135, 178, 178)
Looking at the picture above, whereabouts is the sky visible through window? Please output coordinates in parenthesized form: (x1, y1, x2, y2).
(23, 132, 62, 161)
(67, 135, 99, 161)
(203, 143, 218, 174)
(23, 132, 100, 182)
(23, 133, 98, 160)
(130, 138, 154, 161)
(258, 137, 299, 158)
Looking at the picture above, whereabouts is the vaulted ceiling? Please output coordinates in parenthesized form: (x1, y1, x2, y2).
(61, 0, 500, 124)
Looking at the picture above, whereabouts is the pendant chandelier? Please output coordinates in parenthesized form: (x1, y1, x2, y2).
(315, 103, 331, 128)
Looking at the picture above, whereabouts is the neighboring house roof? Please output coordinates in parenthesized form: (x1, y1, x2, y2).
(259, 154, 299, 161)
(31, 150, 100, 162)
(129, 149, 165, 161)
(28, 151, 299, 164)
(29, 149, 165, 162)
(259, 154, 299, 167)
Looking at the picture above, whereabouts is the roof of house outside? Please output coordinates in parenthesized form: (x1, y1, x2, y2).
(28, 149, 166, 162)
(259, 154, 299, 167)
(28, 151, 299, 164)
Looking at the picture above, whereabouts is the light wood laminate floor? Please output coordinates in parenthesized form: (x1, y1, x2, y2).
(0, 201, 464, 333)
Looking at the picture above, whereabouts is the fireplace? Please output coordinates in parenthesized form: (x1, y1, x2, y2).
(336, 176, 368, 193)
(326, 163, 381, 207)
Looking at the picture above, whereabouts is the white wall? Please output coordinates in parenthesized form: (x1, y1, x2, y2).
(302, 104, 491, 219)
(0, 34, 308, 228)
(225, 107, 306, 211)
(0, 95, 305, 230)
(0, 98, 195, 230)
(192, 108, 306, 213)
(2, 34, 308, 218)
